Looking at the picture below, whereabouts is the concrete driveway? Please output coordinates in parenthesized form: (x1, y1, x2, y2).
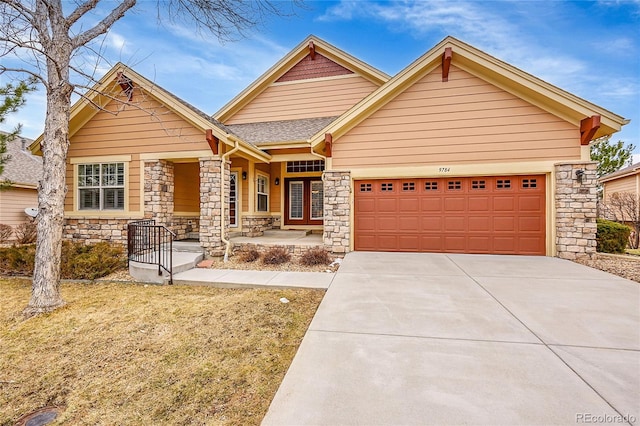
(263, 252, 640, 426)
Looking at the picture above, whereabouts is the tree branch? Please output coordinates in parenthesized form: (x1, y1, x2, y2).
(72, 0, 137, 49)
(65, 0, 100, 28)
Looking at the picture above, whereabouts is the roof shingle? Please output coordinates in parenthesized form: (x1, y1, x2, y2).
(0, 133, 42, 187)
(226, 116, 339, 146)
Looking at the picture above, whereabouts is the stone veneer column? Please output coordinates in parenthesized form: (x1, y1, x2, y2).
(555, 161, 598, 259)
(199, 157, 229, 257)
(143, 160, 174, 225)
(323, 170, 351, 253)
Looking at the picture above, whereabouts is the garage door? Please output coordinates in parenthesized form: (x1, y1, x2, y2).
(354, 175, 546, 255)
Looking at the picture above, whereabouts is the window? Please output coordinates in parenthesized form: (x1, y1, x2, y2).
(257, 175, 269, 212)
(522, 179, 537, 188)
(471, 180, 486, 189)
(424, 181, 438, 191)
(360, 183, 372, 192)
(381, 182, 394, 191)
(78, 162, 125, 210)
(448, 180, 462, 190)
(286, 160, 325, 173)
(402, 182, 415, 191)
(496, 179, 511, 189)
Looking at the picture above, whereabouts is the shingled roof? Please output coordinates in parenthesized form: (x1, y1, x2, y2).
(1, 133, 42, 187)
(226, 116, 338, 146)
(599, 162, 640, 182)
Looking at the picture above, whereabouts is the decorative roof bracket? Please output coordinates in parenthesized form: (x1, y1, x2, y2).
(324, 133, 333, 157)
(309, 41, 316, 60)
(206, 129, 219, 155)
(580, 115, 601, 145)
(442, 47, 452, 82)
(116, 71, 134, 101)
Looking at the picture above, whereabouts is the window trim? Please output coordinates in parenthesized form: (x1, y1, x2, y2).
(256, 173, 269, 213)
(77, 161, 126, 211)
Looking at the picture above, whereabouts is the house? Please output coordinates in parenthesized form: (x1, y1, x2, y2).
(30, 35, 627, 259)
(0, 133, 42, 240)
(599, 162, 640, 223)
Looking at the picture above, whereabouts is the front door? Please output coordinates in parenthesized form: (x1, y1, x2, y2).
(285, 178, 323, 226)
(229, 171, 238, 227)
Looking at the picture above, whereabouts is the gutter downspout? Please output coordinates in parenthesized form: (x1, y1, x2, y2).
(220, 136, 240, 262)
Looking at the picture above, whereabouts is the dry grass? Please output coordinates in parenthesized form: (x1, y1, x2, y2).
(0, 279, 324, 425)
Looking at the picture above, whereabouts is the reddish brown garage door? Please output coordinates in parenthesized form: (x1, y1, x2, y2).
(354, 176, 546, 255)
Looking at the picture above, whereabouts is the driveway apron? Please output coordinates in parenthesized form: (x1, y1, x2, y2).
(262, 252, 640, 426)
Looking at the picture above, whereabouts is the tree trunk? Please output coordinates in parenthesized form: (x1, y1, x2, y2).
(24, 41, 73, 316)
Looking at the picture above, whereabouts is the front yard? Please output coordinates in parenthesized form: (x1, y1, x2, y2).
(0, 279, 324, 425)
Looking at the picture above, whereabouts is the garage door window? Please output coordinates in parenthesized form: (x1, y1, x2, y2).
(471, 180, 486, 189)
(522, 178, 538, 188)
(381, 182, 394, 191)
(360, 183, 372, 192)
(448, 181, 462, 190)
(496, 179, 511, 189)
(402, 182, 415, 191)
(425, 181, 438, 191)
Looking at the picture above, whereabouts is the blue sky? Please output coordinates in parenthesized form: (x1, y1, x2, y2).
(4, 0, 640, 159)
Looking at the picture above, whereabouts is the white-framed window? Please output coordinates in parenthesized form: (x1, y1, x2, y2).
(78, 162, 125, 210)
(256, 174, 269, 212)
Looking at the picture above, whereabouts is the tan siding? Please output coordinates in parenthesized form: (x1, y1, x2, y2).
(605, 175, 637, 195)
(0, 187, 38, 229)
(226, 76, 378, 124)
(69, 91, 208, 157)
(332, 65, 581, 169)
(174, 163, 200, 212)
(270, 162, 282, 213)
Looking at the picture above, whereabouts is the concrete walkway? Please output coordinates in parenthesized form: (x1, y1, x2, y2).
(262, 252, 640, 425)
(172, 267, 335, 289)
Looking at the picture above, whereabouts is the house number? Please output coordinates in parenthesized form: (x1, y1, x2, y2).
(438, 167, 451, 173)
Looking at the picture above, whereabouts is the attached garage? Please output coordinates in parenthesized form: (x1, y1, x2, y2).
(354, 175, 546, 255)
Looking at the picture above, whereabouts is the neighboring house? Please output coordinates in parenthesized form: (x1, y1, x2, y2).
(30, 35, 627, 259)
(0, 133, 42, 239)
(599, 162, 640, 222)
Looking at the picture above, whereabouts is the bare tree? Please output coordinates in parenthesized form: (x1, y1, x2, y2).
(0, 0, 300, 316)
(603, 192, 640, 249)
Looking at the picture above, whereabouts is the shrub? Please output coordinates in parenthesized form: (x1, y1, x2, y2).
(0, 241, 126, 279)
(238, 248, 260, 263)
(596, 218, 631, 254)
(0, 224, 12, 242)
(60, 241, 126, 280)
(15, 221, 36, 244)
(262, 246, 291, 265)
(300, 247, 331, 266)
(0, 244, 36, 275)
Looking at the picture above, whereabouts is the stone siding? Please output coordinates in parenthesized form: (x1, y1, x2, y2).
(144, 160, 174, 225)
(172, 217, 200, 240)
(323, 170, 351, 253)
(199, 157, 227, 257)
(241, 215, 274, 237)
(231, 242, 326, 261)
(555, 162, 598, 259)
(63, 218, 129, 244)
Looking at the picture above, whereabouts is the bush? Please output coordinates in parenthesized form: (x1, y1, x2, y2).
(262, 246, 291, 265)
(597, 218, 631, 254)
(15, 221, 36, 244)
(0, 224, 12, 242)
(238, 248, 260, 263)
(300, 247, 331, 266)
(0, 244, 36, 275)
(0, 241, 126, 279)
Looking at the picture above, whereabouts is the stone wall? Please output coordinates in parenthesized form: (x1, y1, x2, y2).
(323, 170, 351, 253)
(555, 161, 598, 259)
(199, 157, 227, 257)
(144, 160, 174, 225)
(172, 217, 200, 240)
(241, 215, 273, 237)
(63, 218, 129, 244)
(231, 242, 325, 260)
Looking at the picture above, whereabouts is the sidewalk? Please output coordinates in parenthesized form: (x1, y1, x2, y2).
(171, 268, 335, 289)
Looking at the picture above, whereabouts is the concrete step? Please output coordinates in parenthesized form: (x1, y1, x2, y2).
(263, 229, 311, 238)
(173, 240, 204, 253)
(129, 251, 204, 284)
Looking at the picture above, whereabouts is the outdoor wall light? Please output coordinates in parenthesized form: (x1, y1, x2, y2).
(575, 169, 585, 183)
(242, 171, 247, 180)
(275, 178, 280, 185)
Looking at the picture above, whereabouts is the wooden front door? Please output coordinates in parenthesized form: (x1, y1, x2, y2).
(285, 178, 323, 226)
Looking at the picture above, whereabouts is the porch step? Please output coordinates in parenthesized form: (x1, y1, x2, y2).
(263, 229, 311, 238)
(173, 240, 205, 253)
(129, 251, 204, 284)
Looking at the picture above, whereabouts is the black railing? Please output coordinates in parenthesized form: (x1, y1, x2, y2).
(127, 219, 176, 284)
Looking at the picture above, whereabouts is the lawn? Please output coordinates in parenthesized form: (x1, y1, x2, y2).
(0, 279, 324, 425)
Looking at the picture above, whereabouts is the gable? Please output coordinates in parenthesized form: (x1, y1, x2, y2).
(276, 53, 353, 82)
(332, 65, 581, 169)
(224, 75, 378, 125)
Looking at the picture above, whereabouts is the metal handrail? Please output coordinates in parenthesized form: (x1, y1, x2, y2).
(127, 219, 176, 284)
